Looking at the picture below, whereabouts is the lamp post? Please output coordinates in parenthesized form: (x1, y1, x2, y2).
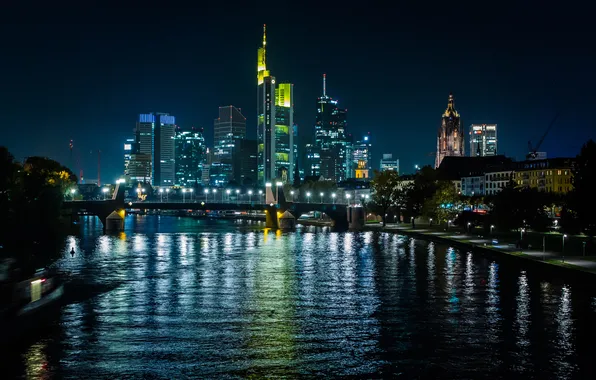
(204, 188, 209, 201)
(447, 219, 451, 231)
(467, 222, 471, 233)
(583, 241, 586, 256)
(345, 193, 351, 205)
(236, 189, 240, 203)
(276, 182, 282, 204)
(226, 189, 231, 203)
(159, 188, 164, 202)
(258, 189, 263, 204)
(562, 234, 567, 262)
(331, 193, 336, 204)
(306, 192, 311, 203)
(70, 188, 77, 200)
(182, 188, 186, 203)
(490, 225, 494, 235)
(320, 192, 324, 204)
(430, 218, 433, 226)
(189, 188, 194, 202)
(135, 188, 140, 199)
(102, 187, 109, 200)
(520, 228, 525, 241)
(248, 190, 253, 204)
(212, 189, 217, 202)
(290, 190, 295, 202)
(166, 188, 170, 201)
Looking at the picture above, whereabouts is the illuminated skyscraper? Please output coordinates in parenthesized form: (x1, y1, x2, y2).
(274, 83, 294, 182)
(351, 134, 372, 179)
(174, 126, 206, 187)
(315, 74, 349, 182)
(435, 93, 464, 168)
(214, 105, 246, 161)
(135, 112, 176, 186)
(469, 124, 497, 157)
(256, 25, 294, 184)
(123, 137, 135, 178)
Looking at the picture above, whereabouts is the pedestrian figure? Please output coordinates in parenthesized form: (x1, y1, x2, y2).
(70, 247, 75, 257)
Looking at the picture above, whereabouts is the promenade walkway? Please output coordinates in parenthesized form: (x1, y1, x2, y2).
(366, 223, 596, 274)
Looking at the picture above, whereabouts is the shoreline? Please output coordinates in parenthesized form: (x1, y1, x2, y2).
(364, 223, 596, 286)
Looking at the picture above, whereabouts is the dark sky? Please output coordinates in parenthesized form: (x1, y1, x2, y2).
(1, 4, 594, 182)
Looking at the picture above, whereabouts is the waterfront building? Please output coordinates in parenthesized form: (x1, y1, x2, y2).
(174, 126, 206, 187)
(127, 153, 152, 183)
(135, 112, 176, 186)
(436, 93, 464, 168)
(515, 157, 574, 193)
(123, 137, 135, 178)
(315, 74, 349, 182)
(351, 134, 372, 179)
(470, 124, 497, 157)
(380, 153, 399, 172)
(484, 170, 514, 195)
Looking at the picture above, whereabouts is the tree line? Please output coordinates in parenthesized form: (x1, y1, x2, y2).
(368, 139, 596, 239)
(0, 147, 76, 269)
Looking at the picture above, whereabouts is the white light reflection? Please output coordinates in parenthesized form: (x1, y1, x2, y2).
(427, 242, 436, 302)
(444, 247, 459, 314)
(97, 235, 110, 255)
(408, 237, 416, 280)
(515, 271, 531, 367)
(486, 262, 501, 344)
(463, 252, 474, 302)
(554, 285, 576, 379)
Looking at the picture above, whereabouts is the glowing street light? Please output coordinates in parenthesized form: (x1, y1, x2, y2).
(345, 193, 351, 205)
(159, 188, 164, 202)
(331, 193, 336, 204)
(204, 188, 209, 201)
(226, 189, 231, 203)
(320, 192, 324, 203)
(182, 188, 187, 203)
(562, 234, 567, 262)
(70, 188, 76, 200)
(166, 188, 170, 201)
(189, 188, 194, 201)
(306, 192, 311, 203)
(102, 187, 109, 200)
(248, 190, 253, 203)
(490, 225, 495, 235)
(275, 182, 282, 204)
(212, 188, 217, 202)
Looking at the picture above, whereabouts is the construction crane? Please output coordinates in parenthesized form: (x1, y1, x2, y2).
(527, 113, 558, 160)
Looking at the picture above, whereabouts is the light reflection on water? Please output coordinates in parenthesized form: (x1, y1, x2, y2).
(3, 216, 596, 379)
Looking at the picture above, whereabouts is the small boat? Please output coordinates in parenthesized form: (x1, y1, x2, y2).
(0, 266, 65, 343)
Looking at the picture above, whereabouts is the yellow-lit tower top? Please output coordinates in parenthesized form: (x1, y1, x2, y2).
(257, 24, 270, 85)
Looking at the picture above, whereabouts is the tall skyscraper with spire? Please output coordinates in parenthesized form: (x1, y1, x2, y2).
(256, 25, 294, 184)
(314, 74, 349, 182)
(435, 93, 464, 168)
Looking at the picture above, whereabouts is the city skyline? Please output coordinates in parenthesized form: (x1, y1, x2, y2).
(1, 6, 594, 182)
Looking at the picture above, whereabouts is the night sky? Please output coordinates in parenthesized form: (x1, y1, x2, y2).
(1, 4, 594, 183)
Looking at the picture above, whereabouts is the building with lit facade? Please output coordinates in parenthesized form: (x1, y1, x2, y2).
(436, 93, 464, 168)
(128, 154, 152, 183)
(379, 153, 399, 172)
(305, 144, 321, 177)
(351, 134, 372, 179)
(123, 137, 135, 178)
(135, 112, 176, 186)
(314, 74, 349, 182)
(214, 105, 246, 161)
(174, 126, 206, 187)
(256, 25, 295, 184)
(470, 124, 497, 157)
(515, 158, 574, 193)
(274, 83, 294, 182)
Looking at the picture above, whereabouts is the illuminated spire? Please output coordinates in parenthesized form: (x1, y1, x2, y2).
(323, 73, 326, 97)
(257, 24, 269, 85)
(443, 92, 460, 117)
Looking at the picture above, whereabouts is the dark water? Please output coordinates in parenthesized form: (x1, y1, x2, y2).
(3, 215, 596, 379)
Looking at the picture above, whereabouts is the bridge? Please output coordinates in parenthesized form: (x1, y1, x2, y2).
(63, 185, 351, 231)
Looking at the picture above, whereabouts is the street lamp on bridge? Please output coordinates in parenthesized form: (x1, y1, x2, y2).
(306, 192, 311, 203)
(248, 190, 253, 203)
(275, 182, 282, 204)
(204, 188, 209, 201)
(189, 188, 194, 202)
(182, 188, 187, 203)
(102, 187, 109, 200)
(331, 193, 336, 204)
(345, 193, 351, 205)
(159, 188, 164, 202)
(226, 189, 231, 203)
(320, 192, 324, 203)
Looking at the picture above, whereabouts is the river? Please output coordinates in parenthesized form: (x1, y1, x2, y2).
(2, 215, 596, 379)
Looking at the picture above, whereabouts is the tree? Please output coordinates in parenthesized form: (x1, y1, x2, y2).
(564, 139, 596, 236)
(369, 170, 399, 226)
(423, 180, 460, 225)
(404, 166, 437, 226)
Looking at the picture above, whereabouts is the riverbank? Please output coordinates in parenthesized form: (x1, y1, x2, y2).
(365, 223, 596, 284)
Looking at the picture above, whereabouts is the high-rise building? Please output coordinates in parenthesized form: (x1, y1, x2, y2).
(135, 112, 176, 186)
(214, 106, 246, 161)
(305, 144, 321, 177)
(470, 124, 497, 157)
(380, 153, 399, 172)
(274, 83, 294, 182)
(128, 154, 152, 183)
(315, 74, 349, 182)
(256, 25, 295, 185)
(232, 139, 258, 185)
(435, 93, 464, 168)
(123, 137, 135, 178)
(351, 134, 372, 179)
(174, 127, 206, 187)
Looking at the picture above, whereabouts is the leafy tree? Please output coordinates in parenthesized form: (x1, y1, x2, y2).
(423, 180, 460, 225)
(563, 139, 596, 236)
(404, 166, 437, 226)
(369, 170, 399, 226)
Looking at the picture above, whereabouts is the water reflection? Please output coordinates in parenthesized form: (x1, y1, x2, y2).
(5, 216, 594, 378)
